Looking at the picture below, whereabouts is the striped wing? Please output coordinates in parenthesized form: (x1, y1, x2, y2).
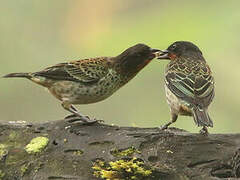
(34, 57, 110, 83)
(165, 64, 214, 108)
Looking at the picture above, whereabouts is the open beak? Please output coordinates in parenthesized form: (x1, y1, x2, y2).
(157, 49, 170, 59)
(150, 48, 162, 58)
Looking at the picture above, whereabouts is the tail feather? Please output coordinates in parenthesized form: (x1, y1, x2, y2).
(193, 108, 213, 127)
(3, 73, 31, 79)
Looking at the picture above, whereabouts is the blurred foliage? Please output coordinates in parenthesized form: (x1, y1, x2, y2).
(1, 0, 240, 133)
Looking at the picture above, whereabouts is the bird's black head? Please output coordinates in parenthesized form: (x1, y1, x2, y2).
(117, 43, 160, 73)
(158, 41, 203, 60)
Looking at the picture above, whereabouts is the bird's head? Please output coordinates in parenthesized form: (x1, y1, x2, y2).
(117, 43, 160, 73)
(157, 41, 203, 60)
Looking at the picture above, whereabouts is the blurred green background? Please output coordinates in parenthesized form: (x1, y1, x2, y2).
(1, 0, 240, 133)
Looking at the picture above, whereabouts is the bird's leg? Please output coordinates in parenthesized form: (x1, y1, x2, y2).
(63, 105, 80, 119)
(62, 102, 102, 125)
(200, 126, 209, 135)
(62, 102, 89, 122)
(160, 113, 178, 130)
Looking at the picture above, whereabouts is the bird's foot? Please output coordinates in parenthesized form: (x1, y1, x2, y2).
(158, 125, 169, 131)
(158, 121, 172, 131)
(199, 126, 209, 136)
(65, 114, 78, 119)
(65, 114, 104, 125)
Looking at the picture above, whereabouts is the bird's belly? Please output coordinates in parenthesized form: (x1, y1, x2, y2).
(164, 85, 192, 116)
(49, 79, 121, 104)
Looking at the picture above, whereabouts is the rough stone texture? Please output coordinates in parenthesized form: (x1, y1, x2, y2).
(0, 120, 240, 180)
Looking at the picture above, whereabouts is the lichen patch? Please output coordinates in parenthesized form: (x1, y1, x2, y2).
(92, 158, 152, 180)
(111, 146, 141, 157)
(0, 144, 8, 161)
(25, 137, 49, 154)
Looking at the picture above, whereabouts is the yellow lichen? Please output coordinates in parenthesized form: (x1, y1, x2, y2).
(73, 150, 83, 156)
(111, 146, 141, 157)
(25, 137, 49, 154)
(0, 144, 7, 160)
(92, 158, 152, 180)
(20, 163, 29, 176)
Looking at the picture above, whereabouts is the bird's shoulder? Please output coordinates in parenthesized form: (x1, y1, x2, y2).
(166, 58, 210, 74)
(69, 57, 113, 67)
(66, 57, 115, 81)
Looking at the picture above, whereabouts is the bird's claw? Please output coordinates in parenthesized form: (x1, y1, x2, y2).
(65, 114, 104, 125)
(65, 114, 90, 123)
(158, 125, 168, 131)
(93, 118, 104, 123)
(159, 122, 172, 131)
(200, 127, 209, 136)
(82, 119, 104, 125)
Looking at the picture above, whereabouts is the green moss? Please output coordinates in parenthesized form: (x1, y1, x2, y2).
(0, 144, 7, 160)
(92, 158, 152, 180)
(34, 162, 44, 173)
(111, 146, 141, 157)
(0, 170, 5, 180)
(20, 163, 30, 176)
(25, 137, 49, 154)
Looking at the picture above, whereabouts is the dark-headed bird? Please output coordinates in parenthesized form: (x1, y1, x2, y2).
(157, 41, 214, 134)
(3, 44, 160, 124)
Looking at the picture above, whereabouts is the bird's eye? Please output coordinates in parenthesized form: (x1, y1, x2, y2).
(171, 44, 177, 49)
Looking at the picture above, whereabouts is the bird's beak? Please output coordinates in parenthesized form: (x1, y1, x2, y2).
(150, 48, 162, 57)
(157, 49, 170, 59)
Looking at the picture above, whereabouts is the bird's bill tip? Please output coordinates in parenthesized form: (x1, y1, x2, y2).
(150, 48, 162, 58)
(156, 49, 170, 59)
(2, 74, 10, 78)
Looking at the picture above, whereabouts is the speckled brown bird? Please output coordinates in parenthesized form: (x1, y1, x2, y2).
(157, 41, 214, 134)
(3, 43, 160, 124)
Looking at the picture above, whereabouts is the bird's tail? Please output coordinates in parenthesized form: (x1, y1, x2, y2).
(3, 72, 49, 87)
(3, 73, 32, 79)
(192, 107, 213, 127)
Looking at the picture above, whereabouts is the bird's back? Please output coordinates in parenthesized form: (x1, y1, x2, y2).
(165, 57, 215, 108)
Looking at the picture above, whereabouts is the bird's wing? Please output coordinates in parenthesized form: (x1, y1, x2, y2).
(165, 61, 214, 108)
(33, 57, 110, 83)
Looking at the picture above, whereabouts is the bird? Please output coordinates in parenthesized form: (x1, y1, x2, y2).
(3, 43, 160, 124)
(157, 41, 215, 134)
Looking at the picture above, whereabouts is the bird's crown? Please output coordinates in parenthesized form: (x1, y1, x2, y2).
(167, 41, 202, 57)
